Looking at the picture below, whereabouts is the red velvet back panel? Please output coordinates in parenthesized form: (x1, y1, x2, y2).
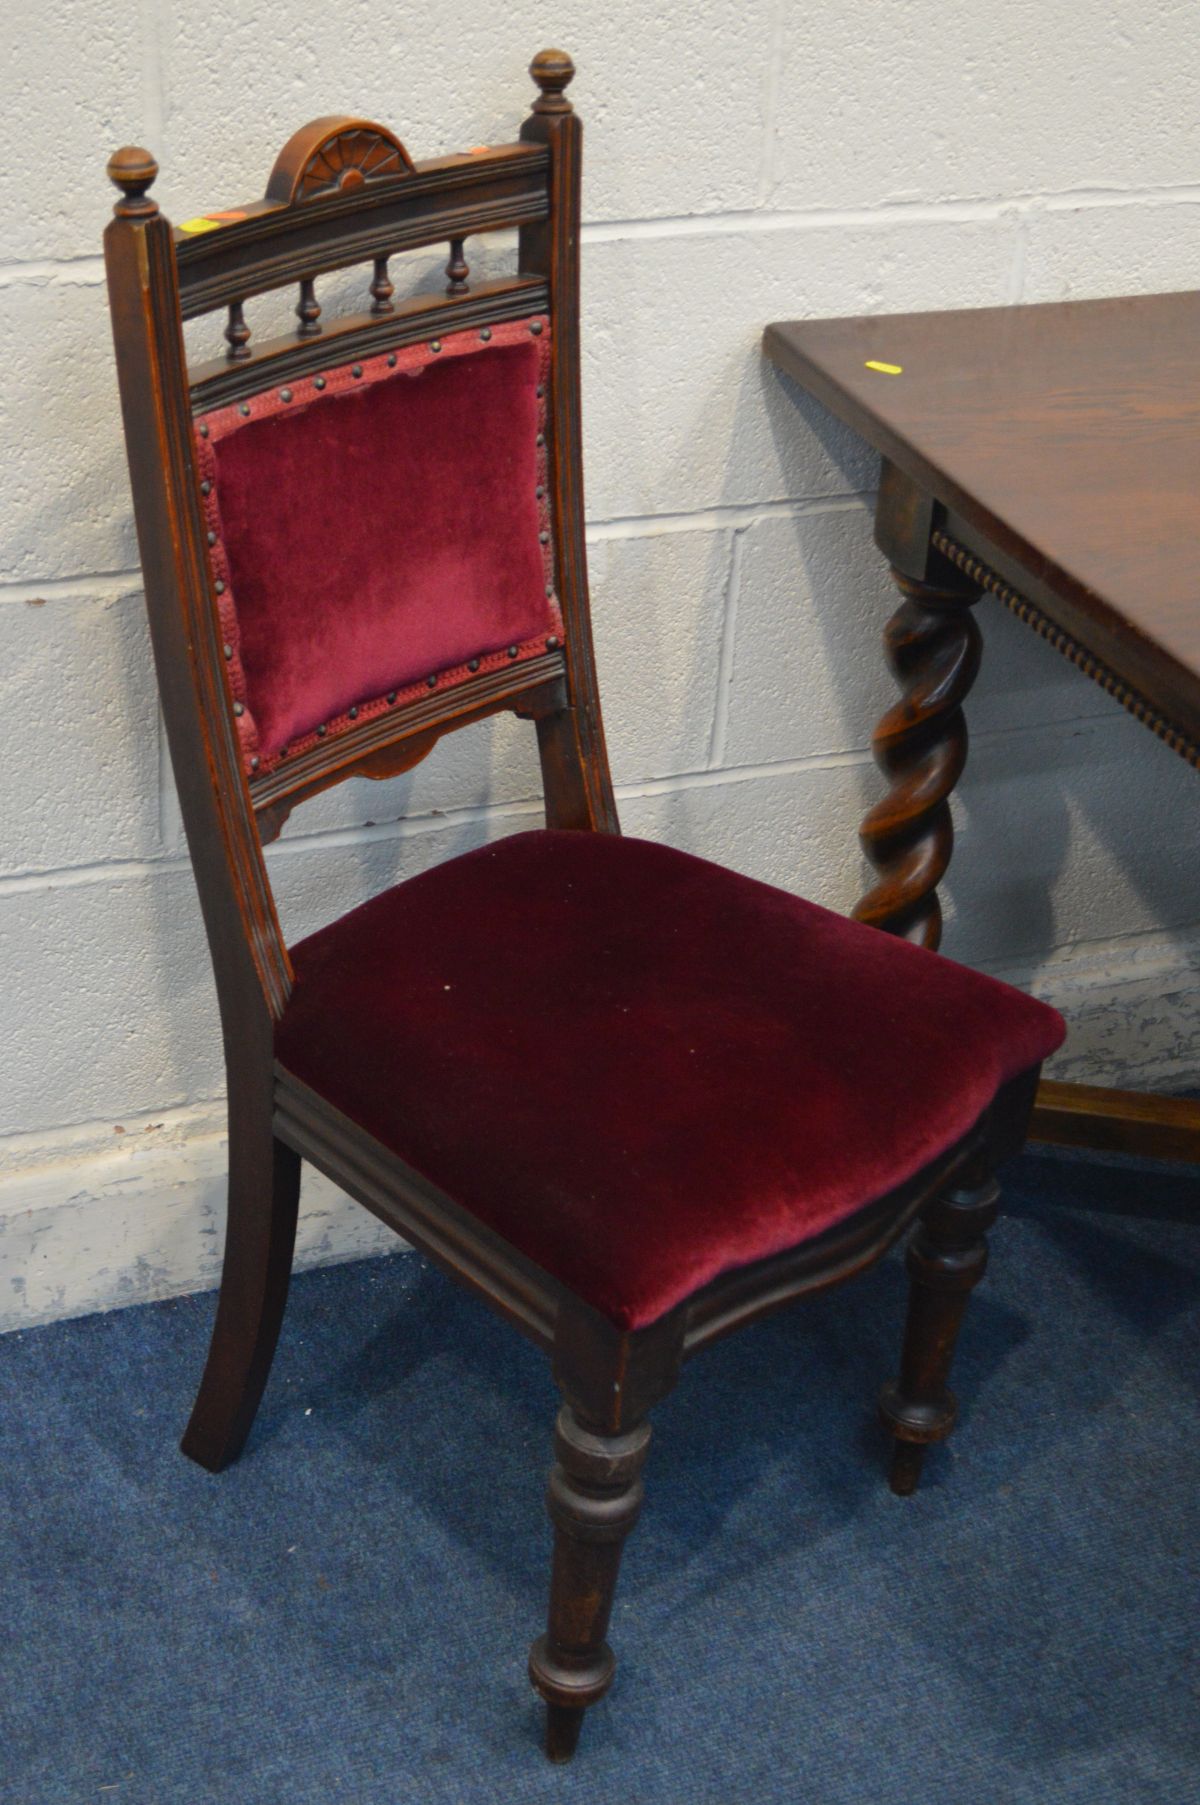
(194, 317, 561, 773)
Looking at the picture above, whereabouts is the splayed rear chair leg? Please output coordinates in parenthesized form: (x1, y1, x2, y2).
(180, 1098, 301, 1473)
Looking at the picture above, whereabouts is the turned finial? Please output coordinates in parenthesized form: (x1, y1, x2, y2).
(107, 147, 159, 218)
(530, 48, 575, 114)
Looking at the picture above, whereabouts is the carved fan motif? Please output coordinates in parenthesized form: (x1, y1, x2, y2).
(298, 129, 411, 199)
(266, 117, 415, 206)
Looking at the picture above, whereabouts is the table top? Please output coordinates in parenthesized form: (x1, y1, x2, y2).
(764, 291, 1200, 741)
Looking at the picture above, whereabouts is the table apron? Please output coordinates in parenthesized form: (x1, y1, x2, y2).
(930, 522, 1200, 774)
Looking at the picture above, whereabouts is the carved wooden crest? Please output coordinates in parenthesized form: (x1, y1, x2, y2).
(266, 117, 415, 205)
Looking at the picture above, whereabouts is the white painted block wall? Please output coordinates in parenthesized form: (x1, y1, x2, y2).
(3, 4, 1199, 1329)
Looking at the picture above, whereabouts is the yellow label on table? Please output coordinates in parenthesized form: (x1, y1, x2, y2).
(179, 216, 222, 235)
(864, 360, 904, 376)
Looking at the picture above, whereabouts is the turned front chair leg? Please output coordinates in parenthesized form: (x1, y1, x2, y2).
(528, 1405, 651, 1762)
(855, 560, 983, 948)
(879, 1162, 1000, 1495)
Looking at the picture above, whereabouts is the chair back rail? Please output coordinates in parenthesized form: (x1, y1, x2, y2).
(251, 661, 569, 842)
(187, 277, 549, 412)
(104, 51, 616, 1026)
(176, 142, 550, 321)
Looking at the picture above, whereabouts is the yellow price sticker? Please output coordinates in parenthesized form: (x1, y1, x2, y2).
(864, 360, 903, 376)
(179, 210, 248, 235)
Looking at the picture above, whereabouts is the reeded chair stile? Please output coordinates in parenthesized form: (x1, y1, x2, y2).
(103, 51, 1064, 1762)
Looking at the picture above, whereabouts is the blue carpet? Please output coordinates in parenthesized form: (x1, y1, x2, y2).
(1, 1148, 1197, 1804)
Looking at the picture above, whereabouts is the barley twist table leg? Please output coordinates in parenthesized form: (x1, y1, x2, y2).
(854, 563, 983, 947)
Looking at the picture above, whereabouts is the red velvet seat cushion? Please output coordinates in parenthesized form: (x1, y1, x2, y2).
(276, 830, 1064, 1330)
(195, 319, 560, 774)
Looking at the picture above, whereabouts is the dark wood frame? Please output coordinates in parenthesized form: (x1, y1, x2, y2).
(105, 53, 1044, 1763)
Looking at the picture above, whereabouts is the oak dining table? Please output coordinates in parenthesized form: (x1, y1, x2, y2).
(764, 290, 1200, 1160)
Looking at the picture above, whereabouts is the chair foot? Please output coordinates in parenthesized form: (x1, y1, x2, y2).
(528, 1406, 651, 1759)
(528, 1632, 613, 1762)
(885, 1436, 927, 1498)
(880, 1162, 999, 1495)
(543, 1701, 586, 1763)
(181, 1126, 301, 1472)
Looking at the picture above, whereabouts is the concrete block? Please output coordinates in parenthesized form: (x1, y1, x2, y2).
(0, 587, 162, 874)
(770, 3, 1200, 210)
(0, 276, 138, 584)
(157, 3, 772, 232)
(722, 506, 1120, 768)
(722, 502, 898, 765)
(5, 5, 148, 260)
(581, 216, 1018, 521)
(1020, 199, 1200, 303)
(944, 713, 1200, 968)
(0, 1121, 395, 1332)
(0, 868, 221, 1138)
(591, 526, 732, 784)
(618, 760, 872, 913)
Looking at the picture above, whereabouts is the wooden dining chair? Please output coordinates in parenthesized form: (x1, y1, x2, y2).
(103, 50, 1064, 1761)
